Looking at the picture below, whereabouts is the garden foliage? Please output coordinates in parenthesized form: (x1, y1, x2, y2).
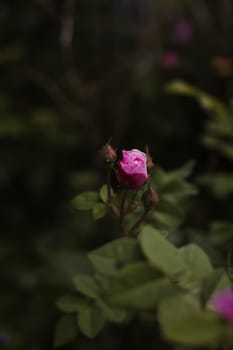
(56, 152, 233, 348)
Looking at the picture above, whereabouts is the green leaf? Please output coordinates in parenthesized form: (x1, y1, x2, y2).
(150, 165, 197, 225)
(88, 238, 141, 276)
(99, 185, 108, 203)
(151, 167, 168, 188)
(108, 278, 176, 310)
(211, 270, 232, 293)
(54, 315, 77, 347)
(159, 181, 198, 202)
(158, 294, 223, 346)
(179, 244, 213, 289)
(152, 200, 183, 229)
(197, 173, 233, 198)
(42, 251, 93, 284)
(73, 275, 101, 300)
(105, 262, 166, 310)
(77, 304, 105, 338)
(92, 203, 107, 220)
(113, 261, 161, 285)
(167, 161, 195, 180)
(152, 211, 181, 229)
(72, 191, 99, 210)
(97, 300, 128, 323)
(166, 80, 233, 160)
(165, 80, 198, 96)
(202, 269, 232, 304)
(209, 221, 233, 245)
(166, 80, 226, 115)
(56, 294, 89, 313)
(202, 130, 233, 160)
(139, 225, 186, 279)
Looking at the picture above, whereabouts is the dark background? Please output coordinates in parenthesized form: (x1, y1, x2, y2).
(0, 0, 232, 349)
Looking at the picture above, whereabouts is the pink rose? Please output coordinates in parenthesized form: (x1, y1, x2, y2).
(209, 289, 233, 324)
(117, 149, 148, 189)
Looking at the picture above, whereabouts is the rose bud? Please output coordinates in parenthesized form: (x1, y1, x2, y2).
(142, 186, 159, 210)
(209, 289, 233, 324)
(117, 149, 148, 189)
(100, 142, 117, 164)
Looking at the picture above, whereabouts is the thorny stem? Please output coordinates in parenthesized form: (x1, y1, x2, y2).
(128, 207, 151, 235)
(106, 173, 153, 236)
(107, 166, 120, 218)
(123, 189, 138, 215)
(120, 189, 128, 214)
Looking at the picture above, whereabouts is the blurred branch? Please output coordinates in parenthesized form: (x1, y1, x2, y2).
(23, 67, 103, 153)
(59, 0, 81, 99)
(34, 0, 80, 95)
(33, 0, 59, 21)
(60, 0, 75, 52)
(24, 67, 89, 125)
(190, 1, 212, 31)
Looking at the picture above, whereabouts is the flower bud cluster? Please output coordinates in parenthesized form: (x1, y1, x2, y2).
(101, 142, 155, 189)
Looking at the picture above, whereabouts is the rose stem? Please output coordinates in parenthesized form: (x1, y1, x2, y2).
(106, 166, 120, 218)
(123, 189, 138, 215)
(128, 207, 150, 235)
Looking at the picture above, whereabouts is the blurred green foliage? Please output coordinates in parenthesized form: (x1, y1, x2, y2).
(0, 0, 232, 349)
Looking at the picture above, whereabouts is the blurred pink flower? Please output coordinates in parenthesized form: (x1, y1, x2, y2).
(174, 18, 192, 44)
(117, 149, 148, 189)
(209, 289, 233, 324)
(161, 51, 180, 69)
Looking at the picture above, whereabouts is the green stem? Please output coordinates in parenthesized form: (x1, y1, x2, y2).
(123, 189, 138, 215)
(128, 208, 150, 235)
(107, 167, 120, 218)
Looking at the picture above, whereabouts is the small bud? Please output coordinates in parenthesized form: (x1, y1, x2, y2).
(142, 186, 159, 210)
(145, 146, 154, 170)
(100, 142, 117, 164)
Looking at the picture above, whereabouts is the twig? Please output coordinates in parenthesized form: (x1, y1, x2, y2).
(60, 0, 75, 51)
(106, 167, 120, 218)
(23, 67, 90, 125)
(123, 189, 138, 215)
(128, 208, 150, 235)
(120, 189, 128, 215)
